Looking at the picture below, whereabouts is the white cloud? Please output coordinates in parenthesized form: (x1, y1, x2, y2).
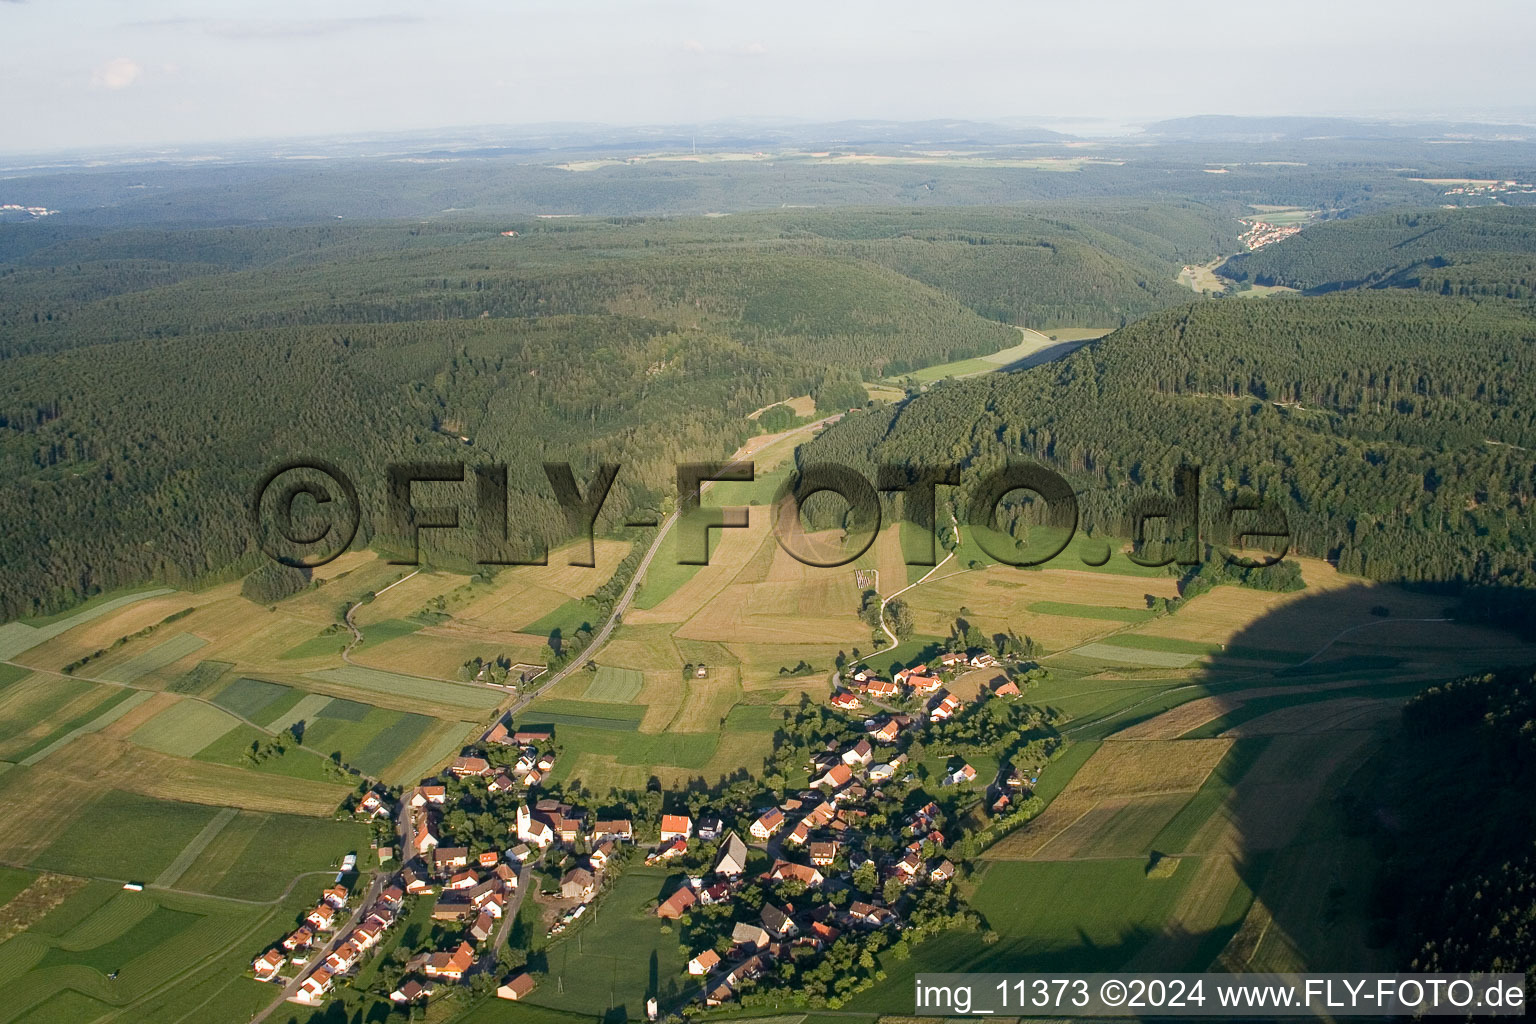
(682, 38, 705, 53)
(92, 57, 142, 90)
(743, 41, 768, 55)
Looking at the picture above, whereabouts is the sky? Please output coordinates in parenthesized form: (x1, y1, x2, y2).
(4, 0, 1536, 154)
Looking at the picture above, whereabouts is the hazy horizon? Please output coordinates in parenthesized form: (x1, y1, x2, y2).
(6, 0, 1536, 156)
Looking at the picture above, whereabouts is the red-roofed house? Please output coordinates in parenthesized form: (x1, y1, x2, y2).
(253, 949, 285, 980)
(750, 807, 785, 841)
(659, 814, 693, 841)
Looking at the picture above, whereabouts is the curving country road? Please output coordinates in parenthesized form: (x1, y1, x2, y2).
(480, 412, 845, 735)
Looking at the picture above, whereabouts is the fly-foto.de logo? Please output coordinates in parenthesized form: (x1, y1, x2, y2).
(251, 460, 1291, 571)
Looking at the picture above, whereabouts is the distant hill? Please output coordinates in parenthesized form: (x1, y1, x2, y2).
(1144, 115, 1536, 143)
(1217, 206, 1536, 295)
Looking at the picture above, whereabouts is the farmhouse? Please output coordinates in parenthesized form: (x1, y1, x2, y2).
(766, 860, 824, 887)
(809, 841, 839, 866)
(591, 818, 634, 843)
(412, 813, 440, 855)
(814, 763, 853, 790)
(842, 738, 873, 765)
(750, 807, 785, 840)
(424, 941, 476, 980)
(283, 926, 314, 951)
(865, 678, 899, 699)
(992, 678, 1021, 696)
(306, 904, 336, 930)
(829, 691, 862, 710)
(411, 785, 447, 807)
(488, 773, 517, 794)
(512, 727, 553, 744)
(470, 910, 496, 942)
(688, 949, 721, 975)
(449, 754, 492, 777)
(357, 791, 389, 817)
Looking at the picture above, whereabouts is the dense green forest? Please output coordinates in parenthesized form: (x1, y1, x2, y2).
(799, 292, 1536, 588)
(0, 203, 1244, 618)
(1352, 668, 1536, 990)
(1218, 206, 1536, 296)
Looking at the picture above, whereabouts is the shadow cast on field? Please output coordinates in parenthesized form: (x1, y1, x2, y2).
(960, 577, 1536, 980)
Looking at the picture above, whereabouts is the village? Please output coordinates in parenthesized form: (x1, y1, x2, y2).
(246, 640, 1053, 1015)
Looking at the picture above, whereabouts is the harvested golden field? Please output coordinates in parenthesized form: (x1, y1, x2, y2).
(97, 689, 180, 738)
(637, 671, 688, 732)
(627, 509, 769, 625)
(282, 558, 414, 621)
(727, 642, 846, 688)
(905, 567, 1177, 649)
(503, 539, 633, 599)
(1134, 563, 1443, 655)
(0, 767, 94, 862)
(351, 569, 471, 626)
(599, 623, 683, 670)
(1112, 695, 1246, 740)
(673, 585, 865, 645)
(727, 528, 782, 586)
(1026, 793, 1196, 860)
(669, 673, 743, 732)
(871, 524, 908, 597)
(349, 630, 541, 690)
(450, 578, 578, 633)
(310, 549, 376, 581)
(0, 675, 115, 760)
(987, 738, 1231, 860)
(11, 588, 213, 672)
(191, 599, 322, 654)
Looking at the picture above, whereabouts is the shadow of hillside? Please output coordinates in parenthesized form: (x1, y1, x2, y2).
(951, 575, 1536, 984)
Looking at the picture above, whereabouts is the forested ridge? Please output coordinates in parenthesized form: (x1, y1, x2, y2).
(0, 203, 1237, 618)
(1218, 206, 1536, 297)
(800, 291, 1536, 589)
(1353, 668, 1536, 992)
